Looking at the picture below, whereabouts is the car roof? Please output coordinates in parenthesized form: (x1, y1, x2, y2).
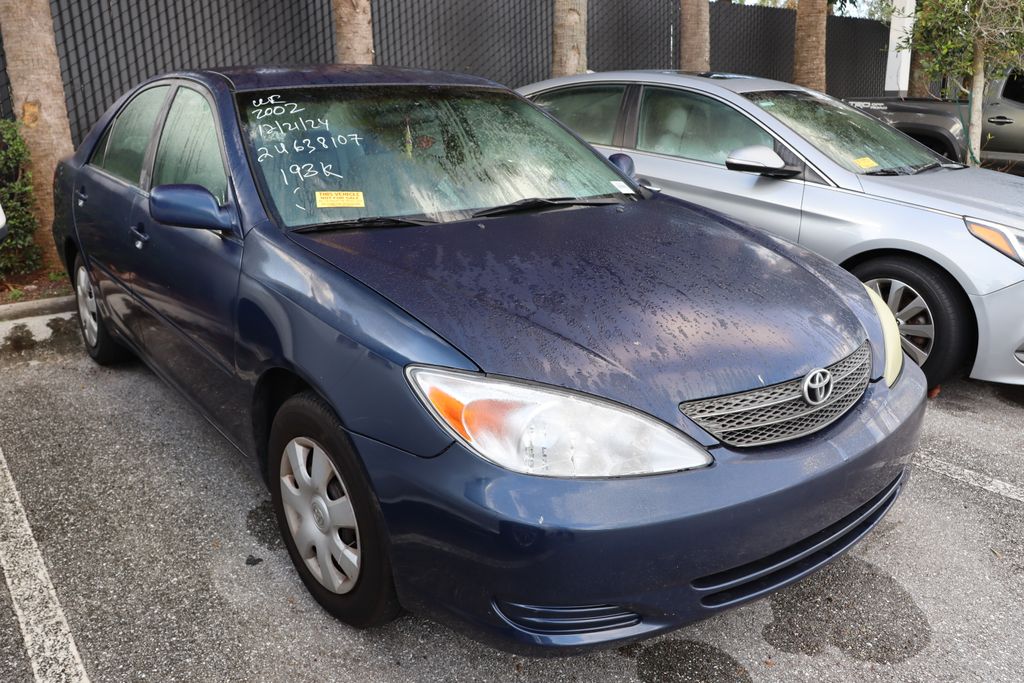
(518, 70, 809, 96)
(160, 65, 503, 92)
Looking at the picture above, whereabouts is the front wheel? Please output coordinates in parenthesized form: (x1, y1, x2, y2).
(851, 256, 972, 388)
(269, 391, 401, 628)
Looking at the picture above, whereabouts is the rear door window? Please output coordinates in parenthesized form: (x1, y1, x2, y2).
(1003, 71, 1024, 104)
(152, 87, 228, 203)
(531, 85, 626, 146)
(91, 86, 170, 185)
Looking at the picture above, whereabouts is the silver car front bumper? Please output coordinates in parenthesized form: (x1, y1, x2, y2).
(970, 279, 1024, 384)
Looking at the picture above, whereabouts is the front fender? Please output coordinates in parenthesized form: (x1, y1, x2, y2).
(235, 223, 477, 458)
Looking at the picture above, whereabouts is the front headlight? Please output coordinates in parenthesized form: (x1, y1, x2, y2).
(863, 284, 904, 386)
(407, 366, 713, 478)
(966, 217, 1024, 265)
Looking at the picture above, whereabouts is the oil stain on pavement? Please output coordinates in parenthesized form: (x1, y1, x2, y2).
(762, 554, 931, 664)
(619, 639, 752, 683)
(246, 499, 285, 550)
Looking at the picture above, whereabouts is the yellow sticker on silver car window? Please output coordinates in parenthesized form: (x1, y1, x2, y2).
(316, 191, 365, 208)
(853, 156, 879, 169)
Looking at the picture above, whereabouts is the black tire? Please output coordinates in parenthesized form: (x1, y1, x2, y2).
(850, 256, 972, 388)
(269, 391, 401, 628)
(72, 254, 129, 365)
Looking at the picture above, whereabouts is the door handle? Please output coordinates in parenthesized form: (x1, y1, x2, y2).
(637, 177, 662, 192)
(74, 187, 88, 206)
(987, 116, 1014, 125)
(129, 225, 149, 250)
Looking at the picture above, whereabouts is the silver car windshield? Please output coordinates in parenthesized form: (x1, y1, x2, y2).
(237, 86, 633, 228)
(745, 90, 945, 175)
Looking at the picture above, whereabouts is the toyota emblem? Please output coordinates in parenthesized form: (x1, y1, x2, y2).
(802, 368, 833, 406)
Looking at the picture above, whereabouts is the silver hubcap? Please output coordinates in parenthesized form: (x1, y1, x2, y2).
(866, 277, 934, 366)
(75, 266, 99, 348)
(279, 437, 361, 594)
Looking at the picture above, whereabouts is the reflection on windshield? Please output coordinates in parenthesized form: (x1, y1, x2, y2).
(745, 90, 944, 175)
(237, 86, 632, 228)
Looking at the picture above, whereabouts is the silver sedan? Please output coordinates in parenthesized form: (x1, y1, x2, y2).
(519, 71, 1024, 387)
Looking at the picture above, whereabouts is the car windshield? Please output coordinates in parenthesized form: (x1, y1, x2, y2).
(744, 90, 945, 175)
(236, 86, 634, 229)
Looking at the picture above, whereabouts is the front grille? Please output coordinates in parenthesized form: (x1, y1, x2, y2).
(493, 600, 641, 635)
(692, 472, 904, 608)
(679, 342, 871, 447)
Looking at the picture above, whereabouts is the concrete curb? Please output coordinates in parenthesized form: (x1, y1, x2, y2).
(0, 295, 76, 323)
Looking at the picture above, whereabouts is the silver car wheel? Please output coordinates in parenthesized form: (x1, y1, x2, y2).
(279, 436, 361, 594)
(866, 277, 934, 366)
(75, 265, 99, 348)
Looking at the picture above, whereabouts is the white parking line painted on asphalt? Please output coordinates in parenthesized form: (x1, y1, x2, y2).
(917, 455, 1024, 504)
(0, 446, 91, 683)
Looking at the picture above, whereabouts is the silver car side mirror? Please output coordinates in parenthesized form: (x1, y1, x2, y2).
(0, 200, 7, 244)
(726, 145, 801, 178)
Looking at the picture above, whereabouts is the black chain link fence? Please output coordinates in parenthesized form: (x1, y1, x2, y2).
(49, 0, 335, 144)
(374, 0, 551, 90)
(0, 2, 890, 141)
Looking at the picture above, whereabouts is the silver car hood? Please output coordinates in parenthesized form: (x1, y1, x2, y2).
(859, 167, 1024, 227)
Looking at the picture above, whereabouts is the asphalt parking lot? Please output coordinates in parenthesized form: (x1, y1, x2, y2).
(1, 317, 1022, 682)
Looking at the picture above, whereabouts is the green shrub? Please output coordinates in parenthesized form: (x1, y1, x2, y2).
(0, 119, 41, 278)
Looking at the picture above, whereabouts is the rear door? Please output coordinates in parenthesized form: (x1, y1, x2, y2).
(131, 83, 248, 436)
(624, 86, 806, 243)
(983, 71, 1024, 166)
(73, 84, 171, 334)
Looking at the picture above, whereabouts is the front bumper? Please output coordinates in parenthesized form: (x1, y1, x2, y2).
(353, 362, 927, 655)
(969, 279, 1024, 385)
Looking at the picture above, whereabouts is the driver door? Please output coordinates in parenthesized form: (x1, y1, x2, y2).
(625, 86, 806, 243)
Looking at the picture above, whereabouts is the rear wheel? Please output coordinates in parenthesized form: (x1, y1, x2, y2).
(73, 255, 128, 365)
(269, 391, 401, 628)
(851, 256, 972, 387)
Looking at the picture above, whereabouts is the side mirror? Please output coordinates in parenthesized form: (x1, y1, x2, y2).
(0, 201, 7, 244)
(608, 153, 636, 180)
(725, 145, 801, 178)
(150, 184, 234, 231)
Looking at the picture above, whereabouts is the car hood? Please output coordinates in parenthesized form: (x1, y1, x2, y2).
(859, 167, 1024, 226)
(290, 196, 872, 433)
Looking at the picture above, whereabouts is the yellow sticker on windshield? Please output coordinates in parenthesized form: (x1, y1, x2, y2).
(853, 156, 879, 169)
(316, 191, 365, 208)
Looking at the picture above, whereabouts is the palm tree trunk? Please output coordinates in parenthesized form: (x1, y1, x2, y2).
(553, 0, 588, 77)
(793, 0, 828, 91)
(680, 0, 710, 72)
(332, 0, 375, 65)
(0, 0, 73, 270)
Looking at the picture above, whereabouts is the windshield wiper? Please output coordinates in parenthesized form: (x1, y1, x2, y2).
(911, 162, 943, 174)
(864, 168, 907, 176)
(292, 215, 439, 233)
(470, 196, 626, 219)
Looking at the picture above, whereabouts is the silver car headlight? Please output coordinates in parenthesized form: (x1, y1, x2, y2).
(407, 366, 713, 477)
(863, 284, 904, 386)
(966, 217, 1024, 265)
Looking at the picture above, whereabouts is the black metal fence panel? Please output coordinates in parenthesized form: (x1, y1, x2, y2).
(50, 0, 335, 145)
(373, 0, 551, 89)
(826, 15, 888, 99)
(710, 3, 796, 83)
(588, 0, 678, 72)
(0, 34, 14, 120)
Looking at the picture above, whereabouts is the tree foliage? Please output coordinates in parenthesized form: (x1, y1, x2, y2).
(905, 0, 1024, 96)
(0, 120, 41, 278)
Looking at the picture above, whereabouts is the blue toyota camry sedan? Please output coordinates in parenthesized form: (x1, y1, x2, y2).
(52, 66, 926, 654)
